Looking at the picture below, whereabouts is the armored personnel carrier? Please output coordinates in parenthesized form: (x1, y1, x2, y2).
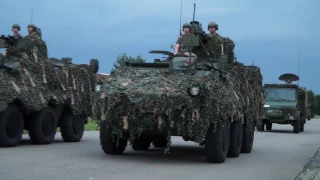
(260, 73, 310, 133)
(95, 19, 264, 163)
(0, 32, 99, 147)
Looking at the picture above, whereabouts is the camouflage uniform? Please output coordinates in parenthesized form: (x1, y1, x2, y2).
(207, 21, 223, 44)
(207, 21, 235, 62)
(25, 24, 47, 58)
(4, 24, 23, 56)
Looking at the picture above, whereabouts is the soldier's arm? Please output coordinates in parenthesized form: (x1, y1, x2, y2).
(174, 36, 182, 55)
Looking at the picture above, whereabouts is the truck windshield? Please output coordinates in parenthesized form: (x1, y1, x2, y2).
(265, 88, 296, 101)
(171, 56, 196, 70)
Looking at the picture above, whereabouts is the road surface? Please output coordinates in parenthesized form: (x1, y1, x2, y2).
(1, 120, 320, 180)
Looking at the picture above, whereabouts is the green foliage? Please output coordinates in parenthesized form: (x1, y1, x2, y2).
(113, 53, 146, 70)
(307, 90, 320, 117)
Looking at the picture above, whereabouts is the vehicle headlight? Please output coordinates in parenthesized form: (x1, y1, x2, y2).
(189, 87, 199, 96)
(95, 85, 101, 92)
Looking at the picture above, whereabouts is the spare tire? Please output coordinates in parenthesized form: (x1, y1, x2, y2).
(90, 59, 99, 73)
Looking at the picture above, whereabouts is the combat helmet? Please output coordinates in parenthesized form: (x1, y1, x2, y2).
(208, 21, 218, 30)
(27, 24, 37, 31)
(12, 24, 21, 31)
(182, 23, 191, 30)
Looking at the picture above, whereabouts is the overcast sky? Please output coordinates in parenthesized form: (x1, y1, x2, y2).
(1, 0, 319, 92)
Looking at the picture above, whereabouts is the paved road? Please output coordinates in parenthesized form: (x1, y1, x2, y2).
(1, 120, 320, 180)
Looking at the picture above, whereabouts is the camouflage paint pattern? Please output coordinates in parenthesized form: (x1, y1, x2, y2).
(1, 34, 96, 118)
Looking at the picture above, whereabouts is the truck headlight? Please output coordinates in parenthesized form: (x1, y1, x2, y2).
(95, 85, 101, 92)
(189, 87, 199, 96)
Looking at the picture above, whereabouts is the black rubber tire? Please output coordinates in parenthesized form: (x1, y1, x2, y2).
(60, 111, 85, 142)
(241, 124, 255, 153)
(132, 135, 152, 151)
(204, 124, 230, 163)
(293, 118, 300, 133)
(300, 116, 305, 132)
(227, 121, 243, 158)
(29, 107, 58, 144)
(257, 123, 264, 131)
(0, 104, 24, 147)
(0, 53, 4, 66)
(100, 121, 127, 155)
(266, 123, 272, 131)
(152, 136, 167, 148)
(90, 59, 99, 73)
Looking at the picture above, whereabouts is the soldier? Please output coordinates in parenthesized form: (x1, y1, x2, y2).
(207, 21, 237, 62)
(3, 24, 23, 56)
(174, 23, 193, 55)
(208, 21, 223, 39)
(11, 24, 23, 40)
(26, 24, 41, 39)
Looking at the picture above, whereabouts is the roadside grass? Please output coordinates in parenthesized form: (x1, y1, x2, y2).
(313, 115, 320, 119)
(23, 118, 99, 134)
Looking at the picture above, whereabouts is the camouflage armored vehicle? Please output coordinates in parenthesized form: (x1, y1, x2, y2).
(95, 18, 264, 163)
(259, 73, 310, 133)
(0, 32, 99, 147)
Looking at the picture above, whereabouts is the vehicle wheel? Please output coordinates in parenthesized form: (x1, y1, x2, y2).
(0, 53, 4, 66)
(293, 118, 300, 133)
(227, 121, 243, 158)
(60, 111, 85, 142)
(257, 123, 264, 131)
(0, 104, 24, 147)
(300, 116, 305, 132)
(152, 136, 167, 148)
(266, 123, 272, 131)
(100, 121, 127, 154)
(90, 59, 99, 73)
(204, 124, 230, 163)
(132, 134, 152, 151)
(29, 107, 58, 144)
(241, 123, 255, 153)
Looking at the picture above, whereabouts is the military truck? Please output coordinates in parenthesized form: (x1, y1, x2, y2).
(95, 14, 264, 163)
(0, 32, 99, 147)
(259, 73, 310, 133)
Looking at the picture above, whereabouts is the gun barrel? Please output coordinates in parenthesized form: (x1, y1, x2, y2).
(149, 50, 174, 56)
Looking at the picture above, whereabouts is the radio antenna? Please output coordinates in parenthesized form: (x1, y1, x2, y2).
(179, 1, 182, 36)
(192, 3, 196, 21)
(30, 9, 33, 23)
(298, 52, 300, 86)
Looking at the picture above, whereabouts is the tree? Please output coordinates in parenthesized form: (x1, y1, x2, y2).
(315, 94, 320, 114)
(308, 90, 318, 117)
(113, 53, 145, 69)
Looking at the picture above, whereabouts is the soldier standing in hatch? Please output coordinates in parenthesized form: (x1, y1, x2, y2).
(12, 24, 23, 40)
(207, 21, 226, 60)
(25, 24, 41, 39)
(3, 24, 23, 56)
(207, 21, 223, 41)
(174, 23, 193, 56)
